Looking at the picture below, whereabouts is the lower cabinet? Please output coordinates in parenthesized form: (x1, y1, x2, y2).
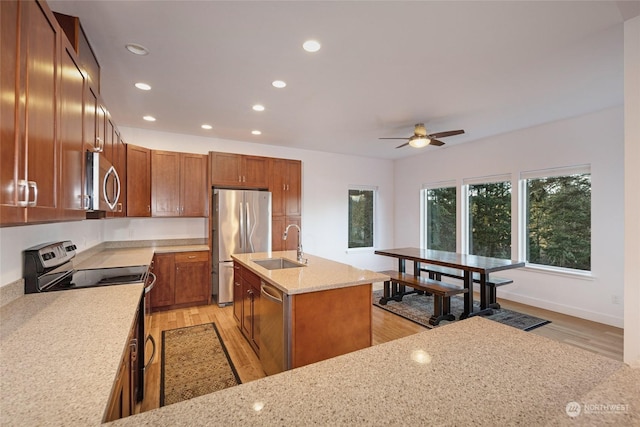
(104, 300, 140, 422)
(234, 262, 260, 355)
(150, 251, 210, 311)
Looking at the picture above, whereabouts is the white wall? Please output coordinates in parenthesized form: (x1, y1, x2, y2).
(623, 15, 640, 366)
(392, 107, 625, 327)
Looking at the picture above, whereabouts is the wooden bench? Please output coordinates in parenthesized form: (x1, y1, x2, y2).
(378, 270, 468, 326)
(420, 265, 513, 309)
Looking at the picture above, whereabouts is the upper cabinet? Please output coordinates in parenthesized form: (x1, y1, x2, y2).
(270, 159, 301, 217)
(127, 144, 150, 217)
(151, 150, 207, 217)
(1, 0, 65, 225)
(210, 152, 270, 189)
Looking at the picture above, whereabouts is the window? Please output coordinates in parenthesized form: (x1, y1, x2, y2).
(523, 166, 591, 271)
(423, 185, 457, 251)
(348, 188, 375, 249)
(466, 178, 512, 259)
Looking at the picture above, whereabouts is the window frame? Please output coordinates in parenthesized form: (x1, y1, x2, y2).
(518, 164, 592, 275)
(462, 174, 513, 259)
(347, 185, 377, 251)
(420, 180, 458, 251)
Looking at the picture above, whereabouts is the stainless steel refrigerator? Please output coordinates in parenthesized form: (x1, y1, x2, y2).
(212, 189, 272, 306)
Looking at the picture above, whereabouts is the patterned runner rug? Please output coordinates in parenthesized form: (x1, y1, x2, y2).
(161, 323, 241, 406)
(373, 289, 550, 331)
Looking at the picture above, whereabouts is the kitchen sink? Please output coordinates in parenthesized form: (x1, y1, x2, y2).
(253, 257, 306, 270)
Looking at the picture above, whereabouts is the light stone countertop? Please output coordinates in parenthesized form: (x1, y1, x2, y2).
(232, 250, 390, 295)
(109, 316, 638, 426)
(0, 284, 144, 425)
(73, 245, 209, 270)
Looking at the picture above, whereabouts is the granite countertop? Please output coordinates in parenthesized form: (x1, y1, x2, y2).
(0, 284, 144, 425)
(0, 242, 210, 426)
(110, 316, 639, 426)
(232, 251, 389, 295)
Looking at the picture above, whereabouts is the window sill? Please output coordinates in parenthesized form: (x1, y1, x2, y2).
(522, 263, 594, 280)
(345, 247, 375, 254)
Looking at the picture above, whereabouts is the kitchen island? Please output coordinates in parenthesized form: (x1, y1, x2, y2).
(231, 251, 389, 372)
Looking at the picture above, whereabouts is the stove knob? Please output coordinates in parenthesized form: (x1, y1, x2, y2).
(42, 253, 52, 261)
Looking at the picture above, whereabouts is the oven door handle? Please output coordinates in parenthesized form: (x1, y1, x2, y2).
(144, 335, 156, 370)
(144, 272, 156, 294)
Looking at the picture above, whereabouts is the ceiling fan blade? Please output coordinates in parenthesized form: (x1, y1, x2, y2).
(395, 142, 410, 149)
(429, 139, 445, 146)
(429, 129, 465, 139)
(379, 137, 409, 140)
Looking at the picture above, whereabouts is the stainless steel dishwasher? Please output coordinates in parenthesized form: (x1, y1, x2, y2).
(260, 281, 290, 375)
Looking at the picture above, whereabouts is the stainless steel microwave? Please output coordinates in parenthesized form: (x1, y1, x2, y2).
(85, 151, 121, 213)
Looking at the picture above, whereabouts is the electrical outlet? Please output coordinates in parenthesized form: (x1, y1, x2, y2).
(611, 295, 621, 305)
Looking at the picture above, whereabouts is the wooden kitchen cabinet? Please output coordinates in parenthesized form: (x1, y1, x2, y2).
(150, 251, 210, 311)
(234, 262, 260, 355)
(0, 0, 61, 225)
(126, 144, 151, 217)
(151, 150, 207, 217)
(104, 301, 140, 422)
(58, 37, 87, 219)
(210, 152, 270, 188)
(270, 159, 301, 217)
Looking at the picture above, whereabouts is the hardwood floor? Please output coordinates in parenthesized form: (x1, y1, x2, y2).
(138, 295, 623, 414)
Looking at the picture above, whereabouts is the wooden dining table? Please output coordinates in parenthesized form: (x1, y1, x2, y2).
(374, 247, 525, 319)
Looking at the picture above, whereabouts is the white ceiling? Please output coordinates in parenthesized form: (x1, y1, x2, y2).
(47, 1, 634, 160)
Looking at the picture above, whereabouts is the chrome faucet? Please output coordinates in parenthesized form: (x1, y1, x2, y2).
(283, 224, 304, 262)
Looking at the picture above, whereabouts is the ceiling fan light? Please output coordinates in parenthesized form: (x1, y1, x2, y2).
(409, 136, 430, 148)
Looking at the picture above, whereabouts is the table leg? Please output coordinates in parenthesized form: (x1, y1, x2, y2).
(480, 273, 488, 309)
(460, 271, 473, 319)
(398, 258, 405, 273)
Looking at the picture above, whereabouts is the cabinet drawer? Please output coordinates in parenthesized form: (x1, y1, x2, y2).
(174, 251, 208, 263)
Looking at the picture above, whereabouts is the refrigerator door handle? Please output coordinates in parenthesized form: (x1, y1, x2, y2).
(239, 202, 244, 249)
(246, 202, 255, 253)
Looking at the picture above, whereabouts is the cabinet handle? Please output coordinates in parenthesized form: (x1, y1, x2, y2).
(27, 181, 38, 207)
(147, 205, 151, 212)
(188, 255, 196, 259)
(286, 184, 289, 191)
(95, 137, 104, 153)
(82, 194, 91, 210)
(243, 176, 246, 182)
(238, 175, 242, 183)
(117, 202, 123, 212)
(17, 180, 29, 207)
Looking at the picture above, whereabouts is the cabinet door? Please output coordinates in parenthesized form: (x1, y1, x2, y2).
(174, 252, 209, 305)
(151, 150, 180, 216)
(58, 40, 86, 219)
(285, 161, 302, 216)
(180, 153, 207, 217)
(150, 253, 175, 309)
(232, 263, 243, 325)
(0, 0, 24, 224)
(83, 87, 98, 151)
(250, 279, 260, 352)
(126, 144, 151, 217)
(210, 152, 242, 186)
(243, 155, 270, 188)
(271, 216, 285, 252)
(21, 0, 60, 223)
(270, 159, 287, 217)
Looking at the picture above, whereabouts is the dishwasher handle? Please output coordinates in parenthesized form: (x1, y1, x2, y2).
(261, 282, 283, 304)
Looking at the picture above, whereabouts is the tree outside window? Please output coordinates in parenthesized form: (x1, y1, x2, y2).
(526, 173, 591, 271)
(468, 181, 512, 259)
(425, 186, 456, 251)
(348, 188, 374, 249)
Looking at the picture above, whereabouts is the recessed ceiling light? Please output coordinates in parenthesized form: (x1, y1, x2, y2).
(143, 115, 156, 122)
(252, 104, 265, 112)
(125, 43, 149, 56)
(201, 124, 212, 130)
(303, 40, 321, 53)
(251, 130, 262, 135)
(135, 82, 151, 91)
(272, 80, 287, 89)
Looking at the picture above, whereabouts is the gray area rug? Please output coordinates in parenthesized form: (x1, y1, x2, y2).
(372, 289, 550, 331)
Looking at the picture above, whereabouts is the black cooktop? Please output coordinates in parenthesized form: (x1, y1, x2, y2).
(53, 266, 149, 291)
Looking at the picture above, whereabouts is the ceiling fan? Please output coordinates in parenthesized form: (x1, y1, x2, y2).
(379, 123, 465, 149)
